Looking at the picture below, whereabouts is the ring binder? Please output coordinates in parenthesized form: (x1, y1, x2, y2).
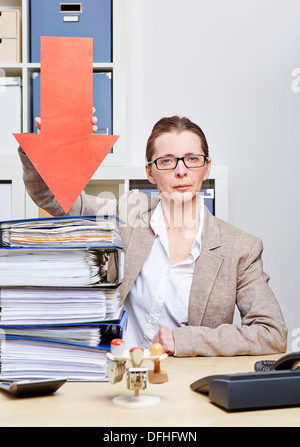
(0, 215, 127, 381)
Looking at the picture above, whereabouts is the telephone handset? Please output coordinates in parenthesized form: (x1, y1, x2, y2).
(254, 351, 300, 372)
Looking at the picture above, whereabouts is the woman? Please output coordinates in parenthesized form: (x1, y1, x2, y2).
(18, 115, 287, 356)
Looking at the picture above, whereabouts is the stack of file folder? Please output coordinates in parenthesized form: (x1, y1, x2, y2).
(0, 215, 127, 381)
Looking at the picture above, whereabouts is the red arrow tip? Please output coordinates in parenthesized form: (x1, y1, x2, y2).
(14, 37, 120, 213)
(14, 133, 119, 212)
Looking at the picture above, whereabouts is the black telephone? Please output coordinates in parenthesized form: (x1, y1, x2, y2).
(254, 351, 300, 372)
(190, 352, 300, 411)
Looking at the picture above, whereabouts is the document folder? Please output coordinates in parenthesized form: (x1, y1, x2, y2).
(0, 309, 128, 350)
(0, 286, 122, 325)
(0, 310, 128, 381)
(32, 72, 113, 136)
(0, 214, 121, 247)
(0, 246, 124, 287)
(30, 0, 112, 62)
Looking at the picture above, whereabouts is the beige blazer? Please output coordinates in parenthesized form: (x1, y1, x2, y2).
(19, 148, 287, 357)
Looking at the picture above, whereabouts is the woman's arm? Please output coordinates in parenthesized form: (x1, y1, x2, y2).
(172, 237, 287, 357)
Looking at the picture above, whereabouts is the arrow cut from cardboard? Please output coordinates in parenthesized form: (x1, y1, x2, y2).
(13, 36, 119, 212)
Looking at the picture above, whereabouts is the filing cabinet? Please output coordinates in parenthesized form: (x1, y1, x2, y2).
(30, 0, 112, 63)
(0, 10, 21, 63)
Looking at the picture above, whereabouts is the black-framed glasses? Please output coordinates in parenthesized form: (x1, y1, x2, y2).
(148, 154, 209, 170)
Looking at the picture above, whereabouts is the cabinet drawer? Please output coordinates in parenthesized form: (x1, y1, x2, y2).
(30, 0, 111, 63)
(0, 10, 21, 38)
(0, 38, 21, 63)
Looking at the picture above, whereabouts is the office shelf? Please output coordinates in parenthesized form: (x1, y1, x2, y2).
(0, 0, 130, 219)
(0, 0, 228, 222)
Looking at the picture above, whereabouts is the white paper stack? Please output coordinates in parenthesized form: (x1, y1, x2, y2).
(1, 338, 108, 381)
(0, 247, 124, 287)
(0, 287, 120, 325)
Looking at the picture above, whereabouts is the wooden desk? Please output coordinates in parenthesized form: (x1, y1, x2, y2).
(0, 353, 299, 427)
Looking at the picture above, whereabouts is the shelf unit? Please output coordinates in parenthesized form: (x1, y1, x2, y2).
(0, 0, 129, 219)
(0, 0, 228, 222)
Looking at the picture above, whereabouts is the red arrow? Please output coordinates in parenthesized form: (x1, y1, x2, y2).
(14, 36, 119, 213)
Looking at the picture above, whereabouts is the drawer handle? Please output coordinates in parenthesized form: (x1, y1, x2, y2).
(60, 3, 82, 13)
(62, 15, 79, 22)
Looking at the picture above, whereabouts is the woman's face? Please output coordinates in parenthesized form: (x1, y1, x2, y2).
(146, 131, 211, 205)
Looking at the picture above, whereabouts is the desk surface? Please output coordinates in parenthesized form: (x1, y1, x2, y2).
(0, 353, 299, 427)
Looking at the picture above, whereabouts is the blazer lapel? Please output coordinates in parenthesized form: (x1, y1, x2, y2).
(188, 208, 223, 326)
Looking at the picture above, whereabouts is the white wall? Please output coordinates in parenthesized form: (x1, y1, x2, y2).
(127, 0, 300, 350)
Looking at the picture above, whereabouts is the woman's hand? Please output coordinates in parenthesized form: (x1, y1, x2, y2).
(91, 107, 98, 132)
(152, 326, 175, 355)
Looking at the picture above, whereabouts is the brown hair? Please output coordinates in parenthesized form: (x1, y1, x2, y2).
(146, 116, 209, 162)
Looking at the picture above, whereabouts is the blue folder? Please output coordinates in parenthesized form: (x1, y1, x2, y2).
(32, 72, 113, 136)
(30, 0, 112, 63)
(200, 188, 215, 215)
(0, 309, 128, 351)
